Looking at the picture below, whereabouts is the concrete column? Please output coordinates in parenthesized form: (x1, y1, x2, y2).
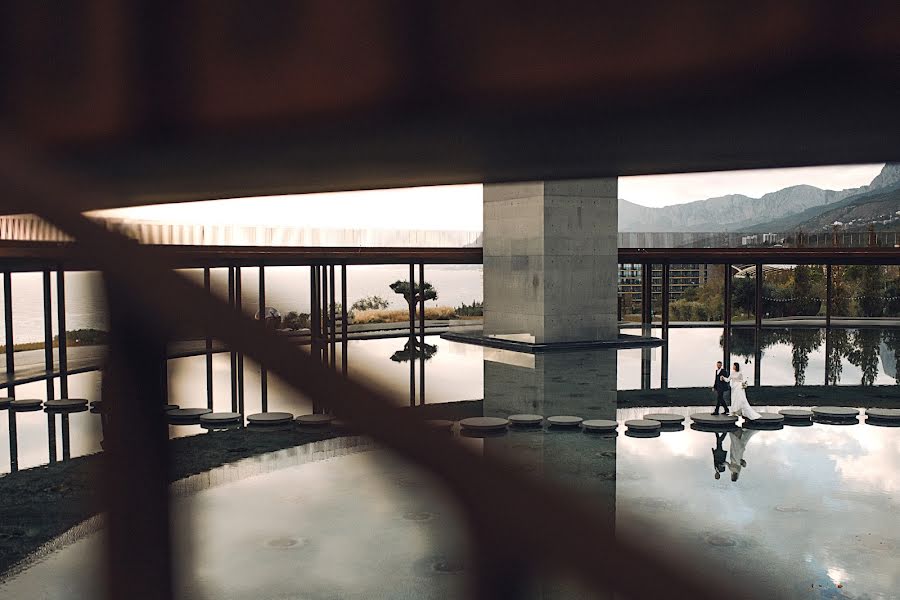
(483, 179, 618, 344)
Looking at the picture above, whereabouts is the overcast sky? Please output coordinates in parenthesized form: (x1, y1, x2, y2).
(94, 163, 885, 231)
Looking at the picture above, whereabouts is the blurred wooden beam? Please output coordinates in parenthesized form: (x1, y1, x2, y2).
(0, 2, 897, 210)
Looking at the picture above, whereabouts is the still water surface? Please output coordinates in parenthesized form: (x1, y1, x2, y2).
(1, 415, 897, 599)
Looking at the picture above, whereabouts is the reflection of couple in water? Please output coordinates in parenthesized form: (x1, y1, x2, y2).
(712, 428, 759, 482)
(712, 361, 761, 420)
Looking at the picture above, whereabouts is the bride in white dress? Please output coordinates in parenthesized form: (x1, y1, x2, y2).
(722, 362, 761, 420)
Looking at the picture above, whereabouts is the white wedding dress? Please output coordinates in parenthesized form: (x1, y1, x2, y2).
(725, 371, 761, 420)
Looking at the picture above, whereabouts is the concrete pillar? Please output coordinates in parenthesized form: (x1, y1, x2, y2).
(483, 179, 618, 344)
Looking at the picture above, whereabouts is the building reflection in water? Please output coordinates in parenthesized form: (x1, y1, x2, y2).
(482, 348, 617, 599)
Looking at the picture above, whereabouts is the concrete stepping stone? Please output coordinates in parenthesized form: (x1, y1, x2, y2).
(625, 419, 661, 432)
(10, 399, 42, 411)
(690, 413, 738, 426)
(166, 407, 211, 422)
(163, 404, 179, 411)
(425, 419, 454, 431)
(295, 414, 335, 426)
(460, 416, 509, 431)
(582, 419, 618, 432)
(247, 412, 293, 426)
(45, 399, 89, 411)
(811, 406, 859, 419)
(865, 408, 900, 422)
(546, 415, 583, 427)
(200, 412, 242, 425)
(643, 413, 684, 425)
(508, 414, 544, 427)
(779, 408, 813, 420)
(744, 412, 784, 429)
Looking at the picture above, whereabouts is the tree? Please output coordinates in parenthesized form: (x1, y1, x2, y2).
(857, 265, 884, 317)
(389, 280, 437, 312)
(351, 295, 390, 311)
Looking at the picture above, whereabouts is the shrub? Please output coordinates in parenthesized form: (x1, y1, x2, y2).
(351, 295, 390, 311)
(283, 311, 310, 330)
(352, 306, 458, 324)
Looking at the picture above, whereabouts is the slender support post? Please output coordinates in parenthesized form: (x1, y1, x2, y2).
(341, 265, 348, 378)
(723, 264, 732, 365)
(318, 265, 326, 366)
(723, 263, 732, 329)
(826, 264, 833, 328)
(329, 264, 336, 372)
(42, 270, 54, 400)
(259, 265, 267, 412)
(409, 263, 416, 406)
(660, 343, 669, 390)
(57, 269, 68, 398)
(640, 347, 652, 390)
(47, 412, 56, 464)
(228, 267, 237, 412)
(4, 272, 15, 398)
(755, 262, 763, 328)
(310, 266, 320, 413)
(204, 268, 213, 410)
(235, 266, 244, 417)
(661, 263, 670, 336)
(102, 278, 174, 600)
(824, 328, 832, 386)
(419, 262, 425, 405)
(641, 263, 651, 325)
(61, 412, 71, 461)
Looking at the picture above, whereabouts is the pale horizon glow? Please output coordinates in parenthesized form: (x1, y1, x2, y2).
(92, 164, 886, 230)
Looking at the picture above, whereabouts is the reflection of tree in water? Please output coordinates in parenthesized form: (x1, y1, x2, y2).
(722, 328, 823, 385)
(825, 329, 852, 385)
(881, 330, 900, 385)
(390, 338, 438, 363)
(789, 329, 822, 385)
(846, 329, 882, 386)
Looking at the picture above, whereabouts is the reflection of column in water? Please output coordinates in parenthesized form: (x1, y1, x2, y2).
(47, 412, 56, 464)
(483, 348, 617, 599)
(8, 410, 18, 472)
(61, 412, 71, 460)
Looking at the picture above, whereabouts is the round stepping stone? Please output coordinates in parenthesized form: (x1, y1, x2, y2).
(811, 406, 859, 419)
(45, 399, 88, 411)
(295, 414, 335, 426)
(425, 419, 454, 431)
(10, 399, 42, 411)
(744, 412, 784, 429)
(582, 419, 618, 432)
(247, 412, 293, 426)
(201, 421, 242, 431)
(200, 412, 242, 425)
(643, 413, 685, 424)
(459, 416, 509, 431)
(163, 404, 179, 411)
(547, 416, 583, 427)
(690, 413, 738, 426)
(166, 407, 211, 422)
(625, 419, 661, 431)
(866, 418, 900, 428)
(779, 409, 813, 420)
(508, 414, 544, 426)
(865, 408, 900, 421)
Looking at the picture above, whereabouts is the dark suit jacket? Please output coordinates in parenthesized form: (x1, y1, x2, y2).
(714, 368, 729, 391)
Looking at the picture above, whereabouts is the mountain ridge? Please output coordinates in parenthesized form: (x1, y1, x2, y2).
(619, 164, 898, 232)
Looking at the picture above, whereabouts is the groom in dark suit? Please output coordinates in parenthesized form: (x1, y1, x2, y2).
(712, 360, 730, 415)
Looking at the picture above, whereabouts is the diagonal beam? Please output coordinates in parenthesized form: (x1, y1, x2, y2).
(0, 146, 746, 600)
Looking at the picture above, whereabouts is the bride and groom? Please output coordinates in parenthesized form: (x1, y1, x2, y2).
(712, 360, 760, 420)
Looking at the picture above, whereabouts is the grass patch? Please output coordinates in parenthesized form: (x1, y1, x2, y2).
(352, 306, 459, 324)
